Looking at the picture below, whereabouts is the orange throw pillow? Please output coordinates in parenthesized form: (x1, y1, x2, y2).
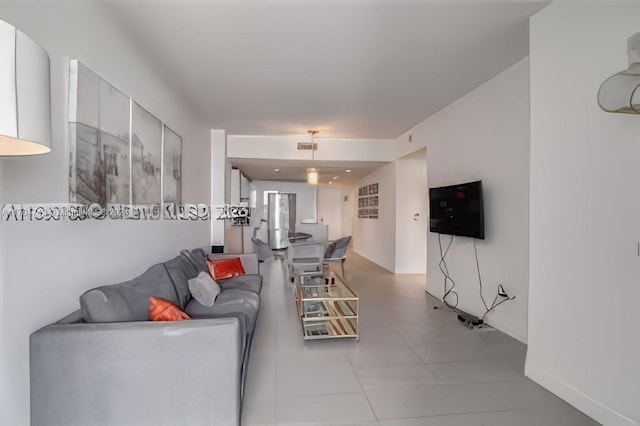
(207, 257, 245, 280)
(148, 296, 191, 321)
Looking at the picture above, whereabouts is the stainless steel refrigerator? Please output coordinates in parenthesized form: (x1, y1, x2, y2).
(267, 193, 296, 250)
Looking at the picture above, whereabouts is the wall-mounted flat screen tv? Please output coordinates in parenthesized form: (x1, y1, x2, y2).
(429, 180, 484, 239)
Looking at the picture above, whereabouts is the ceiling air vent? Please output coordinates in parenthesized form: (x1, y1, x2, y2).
(297, 142, 317, 151)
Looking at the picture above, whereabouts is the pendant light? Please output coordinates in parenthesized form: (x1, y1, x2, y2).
(306, 130, 319, 185)
(306, 169, 318, 185)
(598, 33, 640, 114)
(0, 20, 51, 155)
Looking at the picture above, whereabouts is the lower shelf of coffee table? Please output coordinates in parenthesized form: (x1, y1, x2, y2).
(301, 316, 358, 340)
(293, 267, 359, 341)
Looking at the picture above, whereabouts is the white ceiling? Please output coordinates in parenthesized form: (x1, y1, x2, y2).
(102, 0, 548, 182)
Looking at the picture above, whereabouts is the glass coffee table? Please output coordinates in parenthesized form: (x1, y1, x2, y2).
(294, 268, 359, 340)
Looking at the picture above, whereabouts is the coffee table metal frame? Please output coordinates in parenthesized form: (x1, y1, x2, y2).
(293, 267, 359, 341)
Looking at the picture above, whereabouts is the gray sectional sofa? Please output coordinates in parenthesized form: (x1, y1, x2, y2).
(30, 248, 263, 426)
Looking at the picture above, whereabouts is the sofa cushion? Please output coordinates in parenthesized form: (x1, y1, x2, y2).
(80, 263, 178, 323)
(184, 290, 259, 357)
(218, 274, 263, 295)
(216, 289, 259, 311)
(185, 289, 259, 335)
(208, 257, 245, 281)
(188, 271, 221, 307)
(164, 252, 200, 307)
(181, 248, 208, 272)
(148, 296, 191, 321)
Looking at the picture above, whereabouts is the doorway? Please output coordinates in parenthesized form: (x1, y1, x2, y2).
(318, 186, 343, 240)
(395, 148, 427, 273)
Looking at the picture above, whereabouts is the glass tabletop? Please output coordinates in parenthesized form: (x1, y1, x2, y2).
(297, 270, 357, 300)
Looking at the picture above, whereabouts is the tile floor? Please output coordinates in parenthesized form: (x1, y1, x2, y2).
(241, 252, 599, 426)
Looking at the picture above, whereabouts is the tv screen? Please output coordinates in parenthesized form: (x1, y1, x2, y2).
(429, 180, 484, 239)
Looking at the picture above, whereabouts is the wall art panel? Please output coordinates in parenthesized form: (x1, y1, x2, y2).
(163, 125, 182, 205)
(68, 60, 181, 211)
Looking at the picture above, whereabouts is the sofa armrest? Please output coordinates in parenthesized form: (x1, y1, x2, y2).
(209, 253, 259, 275)
(31, 317, 243, 426)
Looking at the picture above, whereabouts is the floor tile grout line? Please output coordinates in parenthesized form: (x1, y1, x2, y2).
(394, 322, 440, 378)
(275, 390, 374, 402)
(347, 349, 382, 423)
(375, 407, 531, 423)
(243, 251, 595, 425)
(359, 376, 531, 392)
(272, 261, 284, 424)
(422, 357, 525, 368)
(342, 260, 381, 422)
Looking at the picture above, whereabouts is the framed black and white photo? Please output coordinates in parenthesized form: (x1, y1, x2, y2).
(69, 60, 182, 213)
(100, 80, 130, 205)
(69, 61, 130, 206)
(69, 61, 100, 205)
(131, 102, 162, 205)
(163, 125, 182, 205)
(357, 183, 380, 219)
(70, 123, 100, 205)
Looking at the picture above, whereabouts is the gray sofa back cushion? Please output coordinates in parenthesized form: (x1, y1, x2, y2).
(164, 252, 200, 307)
(218, 274, 263, 294)
(181, 248, 208, 272)
(80, 263, 178, 323)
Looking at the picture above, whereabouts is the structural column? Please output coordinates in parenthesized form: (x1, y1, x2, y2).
(210, 129, 227, 252)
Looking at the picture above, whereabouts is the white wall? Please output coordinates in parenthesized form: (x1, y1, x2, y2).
(342, 186, 356, 238)
(252, 181, 318, 225)
(528, 3, 640, 425)
(395, 149, 427, 274)
(353, 163, 396, 272)
(318, 186, 342, 240)
(211, 129, 227, 248)
(397, 58, 530, 342)
(0, 3, 212, 424)
(227, 134, 395, 162)
(0, 161, 5, 395)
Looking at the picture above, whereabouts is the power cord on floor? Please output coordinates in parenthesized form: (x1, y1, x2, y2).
(432, 300, 459, 313)
(480, 291, 516, 320)
(438, 233, 458, 309)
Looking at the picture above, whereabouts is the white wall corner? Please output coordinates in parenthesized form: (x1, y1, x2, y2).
(210, 129, 227, 247)
(352, 162, 396, 272)
(528, 1, 640, 423)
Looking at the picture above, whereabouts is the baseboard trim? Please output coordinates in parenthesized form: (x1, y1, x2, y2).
(525, 363, 638, 426)
(352, 249, 394, 273)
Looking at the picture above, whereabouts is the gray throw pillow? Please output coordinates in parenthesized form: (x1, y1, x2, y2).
(188, 271, 221, 307)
